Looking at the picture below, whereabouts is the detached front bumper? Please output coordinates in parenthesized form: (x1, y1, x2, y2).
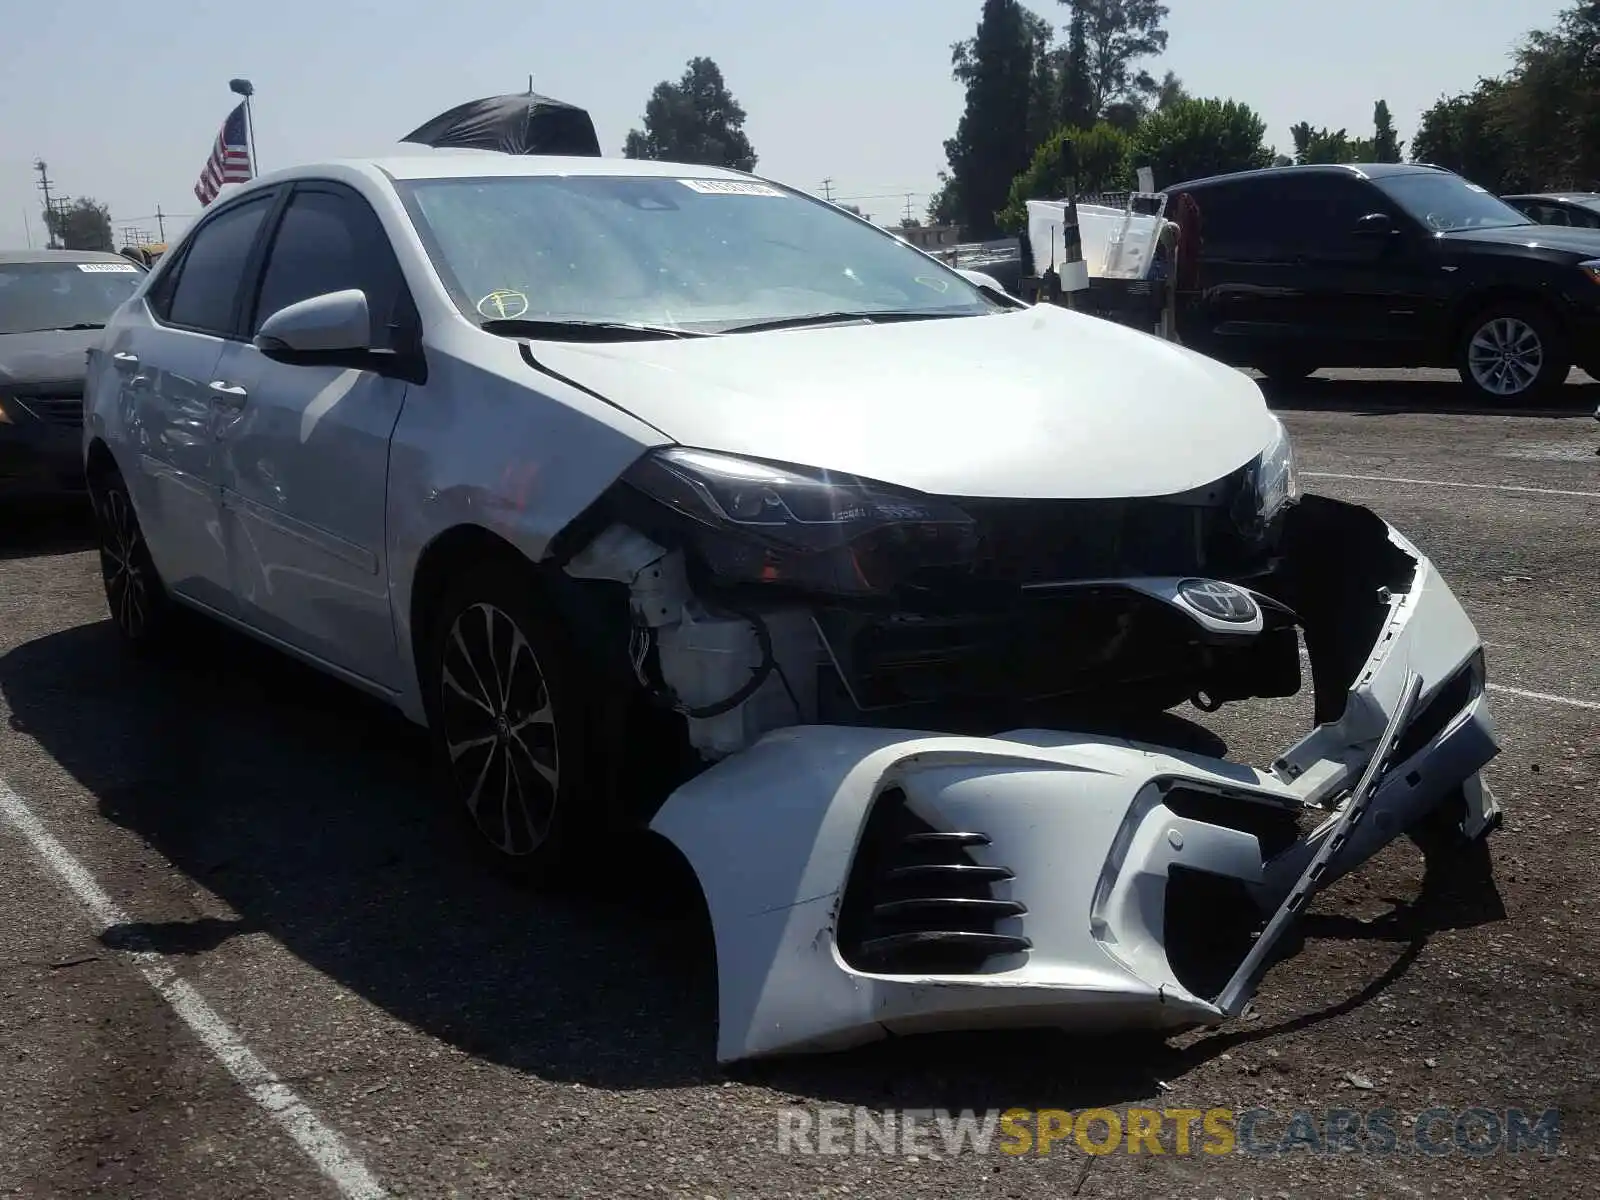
(650, 510, 1501, 1063)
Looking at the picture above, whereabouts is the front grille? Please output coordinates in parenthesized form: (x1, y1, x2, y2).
(816, 590, 1209, 710)
(958, 471, 1269, 585)
(18, 392, 84, 429)
(835, 787, 1029, 975)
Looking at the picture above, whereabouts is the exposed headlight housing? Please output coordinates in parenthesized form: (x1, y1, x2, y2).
(621, 447, 978, 597)
(1249, 417, 1300, 525)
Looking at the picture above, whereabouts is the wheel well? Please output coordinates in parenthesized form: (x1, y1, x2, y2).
(407, 524, 530, 671)
(85, 439, 118, 487)
(1449, 288, 1567, 353)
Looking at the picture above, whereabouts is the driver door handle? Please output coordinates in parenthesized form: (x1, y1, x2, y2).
(208, 380, 249, 408)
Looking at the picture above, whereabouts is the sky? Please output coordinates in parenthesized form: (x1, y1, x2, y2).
(0, 0, 1573, 248)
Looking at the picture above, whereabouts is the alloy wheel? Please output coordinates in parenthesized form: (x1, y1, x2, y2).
(1467, 317, 1544, 397)
(438, 602, 560, 856)
(100, 487, 151, 638)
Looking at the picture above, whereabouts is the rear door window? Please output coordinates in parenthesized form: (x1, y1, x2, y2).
(160, 195, 274, 335)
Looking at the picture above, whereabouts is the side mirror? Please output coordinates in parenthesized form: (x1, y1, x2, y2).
(1353, 212, 1396, 237)
(954, 268, 1014, 301)
(255, 289, 372, 355)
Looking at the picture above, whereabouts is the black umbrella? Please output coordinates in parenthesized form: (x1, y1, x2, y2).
(401, 91, 601, 157)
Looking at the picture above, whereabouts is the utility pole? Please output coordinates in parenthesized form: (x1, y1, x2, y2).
(903, 193, 915, 224)
(155, 204, 167, 241)
(34, 160, 59, 248)
(819, 178, 834, 202)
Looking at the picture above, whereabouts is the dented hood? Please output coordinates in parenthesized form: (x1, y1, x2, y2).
(524, 305, 1279, 499)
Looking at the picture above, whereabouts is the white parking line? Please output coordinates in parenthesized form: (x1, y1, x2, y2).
(1295, 647, 1596, 712)
(1304, 471, 1600, 500)
(1485, 683, 1600, 713)
(0, 778, 389, 1200)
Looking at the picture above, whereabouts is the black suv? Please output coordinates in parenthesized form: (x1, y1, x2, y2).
(1165, 163, 1600, 401)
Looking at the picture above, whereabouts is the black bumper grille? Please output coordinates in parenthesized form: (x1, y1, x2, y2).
(958, 470, 1270, 586)
(17, 392, 84, 429)
(836, 788, 1029, 975)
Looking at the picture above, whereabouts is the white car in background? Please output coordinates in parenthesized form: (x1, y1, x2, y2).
(83, 152, 1501, 1062)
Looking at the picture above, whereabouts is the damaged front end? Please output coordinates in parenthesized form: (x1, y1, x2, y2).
(558, 432, 1501, 1063)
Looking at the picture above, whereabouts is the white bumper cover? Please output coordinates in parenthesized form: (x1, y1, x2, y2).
(650, 527, 1501, 1063)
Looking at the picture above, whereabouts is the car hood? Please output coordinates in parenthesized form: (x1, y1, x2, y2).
(1441, 223, 1600, 257)
(523, 306, 1279, 499)
(0, 328, 99, 388)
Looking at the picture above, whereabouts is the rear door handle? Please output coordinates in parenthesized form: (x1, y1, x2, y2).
(112, 351, 139, 372)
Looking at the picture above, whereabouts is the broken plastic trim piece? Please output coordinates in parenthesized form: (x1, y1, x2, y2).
(1215, 669, 1424, 1016)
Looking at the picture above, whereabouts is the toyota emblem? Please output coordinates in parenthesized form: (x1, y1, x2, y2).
(1177, 578, 1260, 623)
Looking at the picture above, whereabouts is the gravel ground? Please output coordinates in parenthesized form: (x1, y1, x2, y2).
(0, 369, 1596, 1199)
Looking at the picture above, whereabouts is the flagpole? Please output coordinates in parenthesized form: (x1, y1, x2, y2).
(229, 77, 258, 175)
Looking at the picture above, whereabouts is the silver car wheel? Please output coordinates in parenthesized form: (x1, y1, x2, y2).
(438, 602, 560, 856)
(1467, 316, 1544, 397)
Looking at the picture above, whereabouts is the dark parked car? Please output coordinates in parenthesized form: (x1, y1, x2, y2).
(1165, 163, 1600, 401)
(0, 249, 145, 498)
(1502, 193, 1600, 230)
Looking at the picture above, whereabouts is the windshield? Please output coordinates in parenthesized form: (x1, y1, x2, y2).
(1372, 173, 1535, 233)
(0, 260, 144, 335)
(398, 174, 995, 334)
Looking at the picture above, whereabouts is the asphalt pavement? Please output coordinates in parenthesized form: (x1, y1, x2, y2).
(1, 369, 1596, 1198)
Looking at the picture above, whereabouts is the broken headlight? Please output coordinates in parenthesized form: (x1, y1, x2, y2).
(1244, 417, 1300, 527)
(621, 447, 979, 596)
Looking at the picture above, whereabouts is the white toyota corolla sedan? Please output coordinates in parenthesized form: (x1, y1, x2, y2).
(84, 152, 1502, 1062)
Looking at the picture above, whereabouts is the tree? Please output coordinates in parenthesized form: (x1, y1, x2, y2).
(622, 57, 757, 171)
(1020, 8, 1062, 152)
(1411, 80, 1525, 190)
(1156, 69, 1188, 111)
(943, 0, 1051, 237)
(1290, 122, 1358, 164)
(1056, 4, 1094, 129)
(1499, 1, 1600, 189)
(1058, 0, 1170, 118)
(43, 198, 113, 252)
(1410, 1, 1600, 191)
(1372, 99, 1404, 162)
(1131, 97, 1275, 187)
(998, 122, 1133, 230)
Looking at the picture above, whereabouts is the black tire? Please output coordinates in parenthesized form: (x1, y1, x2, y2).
(1455, 302, 1570, 402)
(1257, 360, 1318, 384)
(89, 466, 175, 649)
(419, 558, 602, 887)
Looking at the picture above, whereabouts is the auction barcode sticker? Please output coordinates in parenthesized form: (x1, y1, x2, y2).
(678, 179, 784, 197)
(77, 263, 139, 273)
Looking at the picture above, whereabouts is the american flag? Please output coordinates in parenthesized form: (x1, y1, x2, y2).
(193, 101, 253, 206)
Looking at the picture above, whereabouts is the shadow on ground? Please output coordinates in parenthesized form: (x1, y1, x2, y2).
(1262, 373, 1599, 419)
(0, 498, 95, 562)
(0, 609, 1502, 1109)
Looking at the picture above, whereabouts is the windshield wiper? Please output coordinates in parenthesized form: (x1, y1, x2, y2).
(12, 322, 107, 333)
(715, 310, 974, 335)
(479, 317, 710, 341)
